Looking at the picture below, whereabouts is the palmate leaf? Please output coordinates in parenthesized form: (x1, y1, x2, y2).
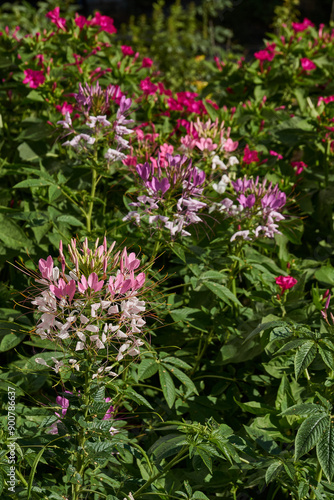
(295, 413, 330, 460)
(294, 340, 317, 380)
(317, 421, 334, 481)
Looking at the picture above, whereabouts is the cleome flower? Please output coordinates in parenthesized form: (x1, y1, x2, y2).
(210, 176, 287, 242)
(124, 153, 207, 238)
(30, 238, 148, 364)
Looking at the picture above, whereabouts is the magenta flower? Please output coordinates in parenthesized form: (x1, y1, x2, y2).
(140, 77, 158, 95)
(291, 161, 307, 175)
(23, 69, 45, 89)
(121, 45, 134, 56)
(270, 150, 283, 160)
(301, 58, 316, 71)
(275, 275, 297, 292)
(55, 396, 70, 417)
(90, 12, 117, 34)
(55, 101, 74, 115)
(74, 14, 90, 29)
(142, 57, 153, 68)
(254, 49, 275, 62)
(292, 18, 314, 33)
(243, 144, 259, 164)
(46, 7, 67, 31)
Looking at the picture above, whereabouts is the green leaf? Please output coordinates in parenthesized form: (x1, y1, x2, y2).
(294, 341, 317, 380)
(125, 388, 153, 409)
(275, 339, 308, 355)
(281, 404, 323, 416)
(17, 142, 39, 162)
(27, 447, 46, 499)
(162, 356, 192, 370)
(295, 413, 330, 460)
(137, 358, 159, 380)
(235, 399, 276, 416)
(149, 434, 188, 464)
(196, 446, 213, 473)
(0, 322, 27, 352)
(204, 281, 242, 307)
(0, 215, 32, 250)
(203, 100, 219, 120)
(317, 421, 334, 481)
(0, 470, 3, 495)
(318, 344, 334, 371)
(159, 365, 176, 408)
(13, 179, 54, 188)
(193, 491, 210, 500)
(170, 242, 186, 263)
(265, 460, 283, 484)
(244, 320, 288, 343)
(163, 363, 198, 395)
(315, 266, 334, 286)
(57, 215, 84, 227)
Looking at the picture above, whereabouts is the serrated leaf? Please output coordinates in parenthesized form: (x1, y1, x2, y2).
(281, 403, 323, 416)
(318, 344, 334, 371)
(295, 413, 330, 460)
(159, 366, 176, 408)
(235, 399, 276, 416)
(275, 339, 307, 355)
(204, 281, 242, 307)
(162, 356, 192, 370)
(294, 341, 317, 380)
(163, 363, 198, 395)
(265, 461, 283, 484)
(244, 320, 287, 343)
(125, 388, 153, 409)
(196, 447, 212, 473)
(317, 422, 334, 481)
(137, 358, 159, 380)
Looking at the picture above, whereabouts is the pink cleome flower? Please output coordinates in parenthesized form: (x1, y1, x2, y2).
(23, 69, 45, 88)
(90, 12, 117, 34)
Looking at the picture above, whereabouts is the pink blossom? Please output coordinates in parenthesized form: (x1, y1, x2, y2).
(318, 95, 334, 106)
(301, 58, 316, 71)
(291, 161, 307, 175)
(224, 138, 238, 152)
(140, 77, 158, 95)
(78, 273, 104, 293)
(270, 150, 283, 160)
(121, 45, 134, 56)
(55, 396, 70, 417)
(275, 275, 297, 292)
(39, 256, 54, 280)
(50, 279, 76, 302)
(142, 57, 153, 68)
(75, 14, 90, 29)
(45, 7, 67, 31)
(292, 18, 314, 33)
(55, 101, 74, 115)
(254, 49, 275, 62)
(196, 137, 217, 152)
(243, 144, 259, 164)
(90, 12, 117, 34)
(23, 69, 45, 88)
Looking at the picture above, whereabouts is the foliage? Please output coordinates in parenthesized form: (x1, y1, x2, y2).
(1, 1, 334, 499)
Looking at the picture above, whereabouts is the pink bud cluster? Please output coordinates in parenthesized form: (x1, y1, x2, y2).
(124, 153, 207, 238)
(32, 238, 147, 364)
(210, 176, 287, 242)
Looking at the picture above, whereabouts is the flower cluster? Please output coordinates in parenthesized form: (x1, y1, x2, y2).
(124, 153, 207, 237)
(32, 238, 147, 370)
(57, 82, 133, 160)
(210, 176, 287, 242)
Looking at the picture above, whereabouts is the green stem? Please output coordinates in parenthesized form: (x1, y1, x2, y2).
(132, 447, 188, 498)
(190, 330, 214, 376)
(304, 368, 311, 381)
(15, 468, 28, 487)
(86, 168, 97, 233)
